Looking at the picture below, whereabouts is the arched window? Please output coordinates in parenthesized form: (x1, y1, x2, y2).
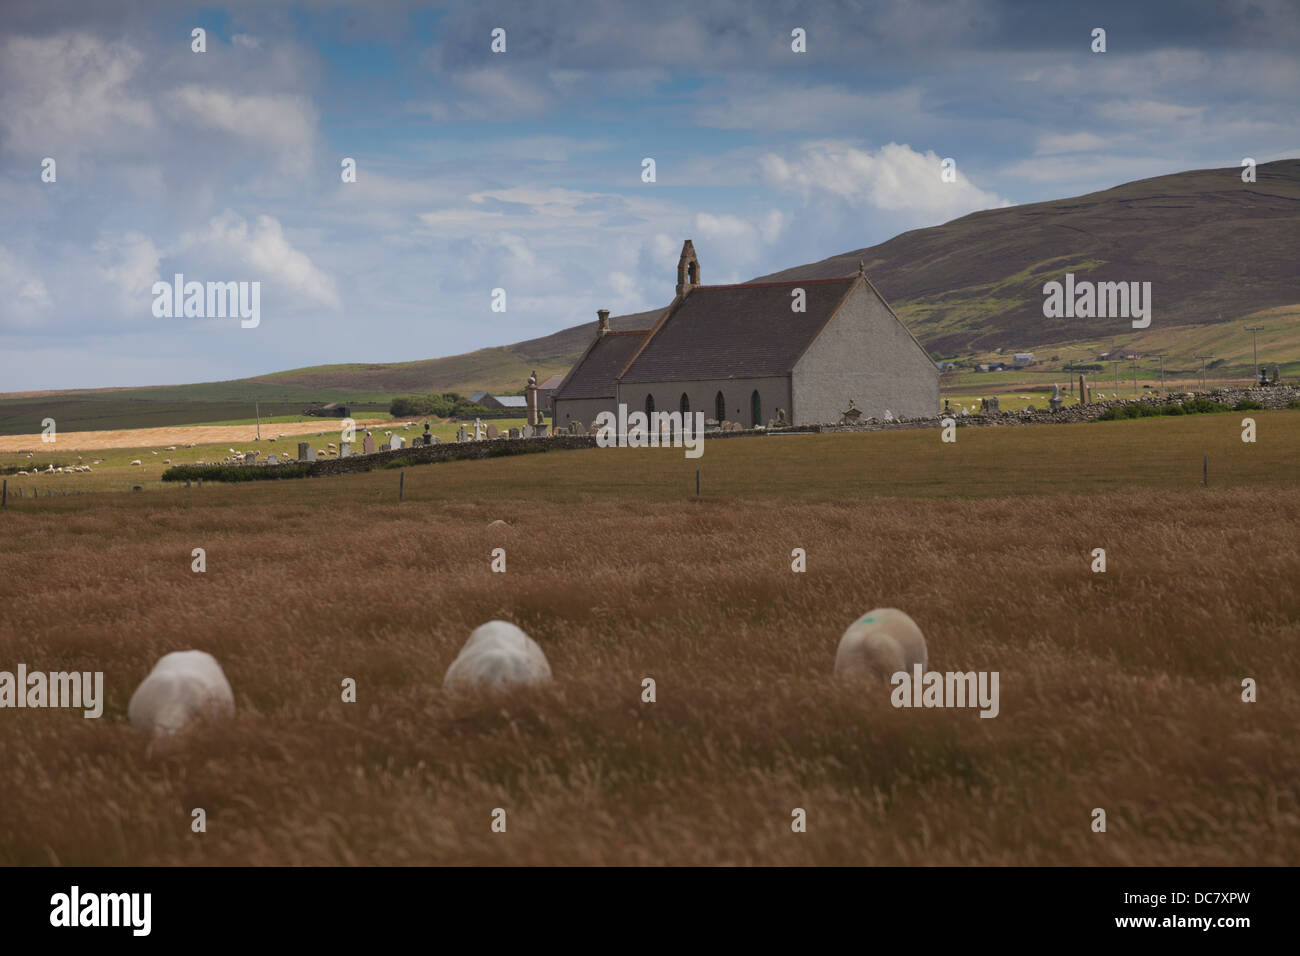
(715, 391, 726, 422)
(645, 393, 655, 416)
(751, 390, 762, 427)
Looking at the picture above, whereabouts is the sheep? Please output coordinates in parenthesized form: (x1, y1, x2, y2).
(443, 621, 551, 692)
(127, 650, 235, 736)
(834, 608, 928, 680)
(129, 460, 142, 466)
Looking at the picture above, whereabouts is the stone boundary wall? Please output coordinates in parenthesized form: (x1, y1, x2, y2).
(303, 433, 598, 477)
(226, 385, 1298, 480)
(787, 385, 1300, 435)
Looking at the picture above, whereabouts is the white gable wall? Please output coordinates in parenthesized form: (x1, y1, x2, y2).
(791, 280, 938, 424)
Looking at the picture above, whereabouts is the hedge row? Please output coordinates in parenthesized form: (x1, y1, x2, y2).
(161, 463, 314, 482)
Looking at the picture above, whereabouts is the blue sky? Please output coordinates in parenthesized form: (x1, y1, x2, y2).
(1, 0, 1297, 391)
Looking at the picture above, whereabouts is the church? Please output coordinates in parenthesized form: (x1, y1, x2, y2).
(551, 241, 939, 429)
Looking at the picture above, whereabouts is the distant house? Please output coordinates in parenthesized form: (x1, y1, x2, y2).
(538, 373, 564, 411)
(1098, 347, 1139, 361)
(936, 361, 958, 372)
(466, 392, 527, 411)
(305, 402, 349, 417)
(1013, 352, 1035, 367)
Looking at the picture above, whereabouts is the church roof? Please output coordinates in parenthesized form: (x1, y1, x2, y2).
(619, 277, 857, 383)
(551, 330, 649, 400)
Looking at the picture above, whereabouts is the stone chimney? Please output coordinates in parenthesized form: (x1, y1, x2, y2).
(597, 309, 610, 337)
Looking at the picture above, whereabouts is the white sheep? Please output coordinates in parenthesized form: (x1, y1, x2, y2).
(129, 460, 142, 466)
(128, 650, 235, 736)
(443, 621, 552, 692)
(834, 608, 928, 680)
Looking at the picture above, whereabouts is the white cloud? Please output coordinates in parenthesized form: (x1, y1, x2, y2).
(696, 82, 926, 132)
(180, 211, 341, 310)
(167, 86, 318, 172)
(94, 231, 161, 319)
(760, 141, 1010, 220)
(0, 33, 155, 157)
(1035, 132, 1109, 155)
(0, 247, 53, 328)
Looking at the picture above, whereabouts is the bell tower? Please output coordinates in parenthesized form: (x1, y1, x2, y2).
(675, 239, 700, 298)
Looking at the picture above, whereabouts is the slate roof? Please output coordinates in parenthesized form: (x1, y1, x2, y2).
(552, 330, 650, 400)
(619, 277, 857, 383)
(537, 374, 565, 390)
(494, 395, 528, 408)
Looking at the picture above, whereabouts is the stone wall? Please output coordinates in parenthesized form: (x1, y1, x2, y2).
(806, 385, 1300, 433)
(302, 433, 598, 477)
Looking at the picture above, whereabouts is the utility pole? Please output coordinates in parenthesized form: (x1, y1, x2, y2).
(255, 402, 261, 441)
(1193, 354, 1214, 392)
(1112, 361, 1120, 396)
(1131, 358, 1139, 396)
(1246, 326, 1264, 383)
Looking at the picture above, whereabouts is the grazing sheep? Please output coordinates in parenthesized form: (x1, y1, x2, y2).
(163, 459, 171, 465)
(129, 460, 142, 466)
(128, 650, 235, 736)
(834, 608, 928, 680)
(443, 621, 551, 692)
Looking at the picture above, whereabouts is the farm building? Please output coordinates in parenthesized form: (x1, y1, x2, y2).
(551, 241, 938, 428)
(467, 392, 528, 411)
(304, 402, 350, 417)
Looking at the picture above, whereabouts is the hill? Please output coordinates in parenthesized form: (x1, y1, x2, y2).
(2, 161, 1295, 434)
(754, 159, 1300, 357)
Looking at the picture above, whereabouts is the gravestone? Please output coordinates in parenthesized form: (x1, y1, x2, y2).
(298, 442, 310, 460)
(839, 400, 862, 424)
(456, 424, 468, 442)
(508, 427, 520, 439)
(1078, 375, 1090, 404)
(428, 435, 441, 444)
(521, 424, 534, 438)
(486, 424, 499, 440)
(473, 418, 486, 441)
(422, 422, 433, 445)
(267, 454, 279, 465)
(244, 452, 258, 463)
(391, 435, 405, 450)
(981, 396, 1000, 414)
(380, 441, 390, 452)
(306, 447, 317, 461)
(339, 442, 350, 457)
(1049, 383, 1063, 412)
(363, 433, 376, 455)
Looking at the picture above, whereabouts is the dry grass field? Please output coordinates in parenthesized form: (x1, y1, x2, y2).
(1, 414, 1297, 865)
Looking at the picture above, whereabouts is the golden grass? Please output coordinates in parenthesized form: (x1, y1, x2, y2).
(0, 415, 1297, 865)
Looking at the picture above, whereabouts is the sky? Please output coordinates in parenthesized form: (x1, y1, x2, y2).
(1, 0, 1297, 391)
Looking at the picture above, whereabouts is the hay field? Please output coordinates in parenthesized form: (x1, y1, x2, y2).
(0, 415, 1297, 865)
